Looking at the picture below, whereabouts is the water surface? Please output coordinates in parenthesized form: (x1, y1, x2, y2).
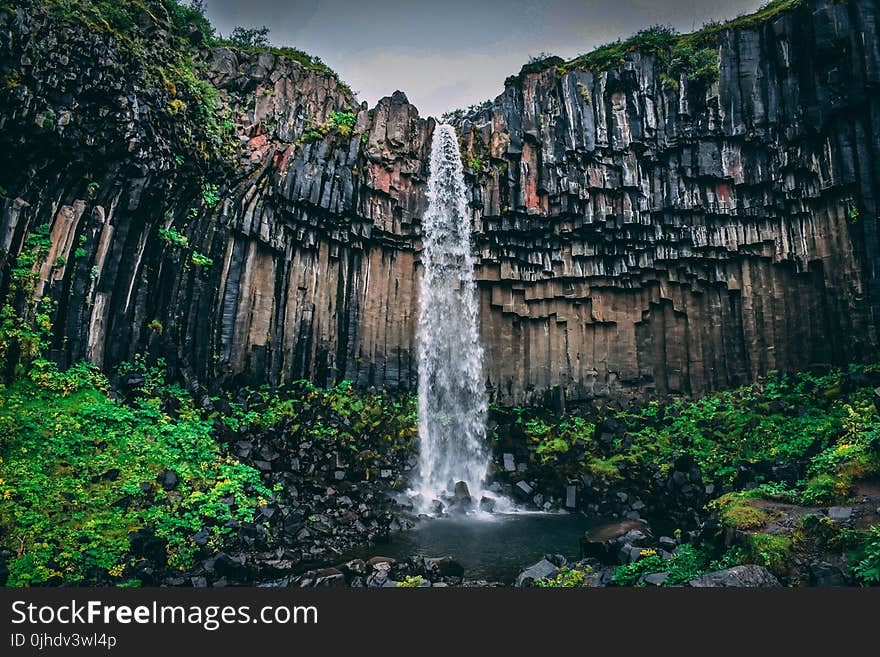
(349, 512, 595, 584)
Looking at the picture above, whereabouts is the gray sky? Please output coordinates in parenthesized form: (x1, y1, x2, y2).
(203, 0, 768, 118)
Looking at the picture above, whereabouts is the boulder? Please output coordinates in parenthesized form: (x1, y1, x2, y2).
(515, 558, 558, 587)
(809, 562, 848, 587)
(688, 565, 781, 588)
(580, 519, 652, 562)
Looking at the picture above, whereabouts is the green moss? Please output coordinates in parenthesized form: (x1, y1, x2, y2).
(745, 533, 792, 575)
(712, 494, 771, 530)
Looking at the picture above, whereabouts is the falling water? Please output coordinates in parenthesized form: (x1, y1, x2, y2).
(415, 124, 490, 512)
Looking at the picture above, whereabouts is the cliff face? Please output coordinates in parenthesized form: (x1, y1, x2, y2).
(1, 0, 879, 404)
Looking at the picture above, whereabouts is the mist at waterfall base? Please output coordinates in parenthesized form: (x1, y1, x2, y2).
(412, 124, 509, 516)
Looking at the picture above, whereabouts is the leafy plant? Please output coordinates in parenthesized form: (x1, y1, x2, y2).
(226, 25, 270, 49)
(852, 525, 880, 586)
(396, 575, 424, 588)
(159, 227, 189, 248)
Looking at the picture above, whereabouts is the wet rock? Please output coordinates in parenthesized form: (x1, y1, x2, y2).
(515, 481, 533, 498)
(689, 565, 781, 588)
(580, 519, 652, 562)
(425, 556, 465, 578)
(827, 506, 853, 522)
(515, 558, 558, 587)
(503, 453, 516, 472)
(565, 485, 576, 509)
(809, 562, 848, 587)
(454, 481, 471, 500)
(479, 496, 496, 513)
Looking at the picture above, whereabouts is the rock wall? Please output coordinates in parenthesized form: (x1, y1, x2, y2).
(1, 0, 879, 404)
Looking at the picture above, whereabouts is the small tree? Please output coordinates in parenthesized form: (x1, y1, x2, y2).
(228, 26, 271, 49)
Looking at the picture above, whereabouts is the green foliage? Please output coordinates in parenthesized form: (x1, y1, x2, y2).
(298, 111, 359, 145)
(396, 575, 424, 588)
(468, 154, 483, 176)
(217, 380, 417, 481)
(567, 25, 678, 74)
(710, 493, 771, 530)
(535, 565, 593, 587)
(202, 183, 220, 208)
(517, 365, 880, 511)
(745, 533, 792, 574)
(504, 53, 566, 86)
(0, 224, 54, 374)
(611, 543, 746, 586)
(851, 525, 880, 586)
(504, 1, 804, 88)
(226, 25, 271, 49)
(0, 358, 273, 585)
(667, 42, 720, 85)
(191, 252, 213, 268)
(158, 227, 189, 248)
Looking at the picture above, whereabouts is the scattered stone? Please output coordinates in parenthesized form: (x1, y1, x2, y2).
(425, 556, 465, 578)
(565, 485, 576, 509)
(643, 572, 669, 586)
(658, 536, 677, 551)
(515, 481, 533, 497)
(828, 506, 853, 522)
(503, 453, 516, 472)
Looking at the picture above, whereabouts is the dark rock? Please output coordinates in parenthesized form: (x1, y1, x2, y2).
(157, 469, 179, 491)
(658, 536, 677, 551)
(565, 485, 576, 509)
(580, 519, 652, 562)
(426, 556, 465, 578)
(643, 572, 669, 586)
(689, 565, 781, 588)
(809, 562, 849, 587)
(213, 553, 249, 582)
(479, 496, 496, 513)
(515, 558, 558, 587)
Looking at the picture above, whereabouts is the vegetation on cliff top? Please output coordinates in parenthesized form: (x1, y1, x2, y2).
(502, 0, 806, 88)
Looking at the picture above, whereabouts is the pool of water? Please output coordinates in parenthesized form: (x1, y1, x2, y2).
(345, 512, 596, 584)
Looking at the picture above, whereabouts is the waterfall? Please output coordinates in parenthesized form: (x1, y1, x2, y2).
(415, 124, 490, 513)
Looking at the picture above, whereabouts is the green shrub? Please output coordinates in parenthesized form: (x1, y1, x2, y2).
(852, 526, 880, 586)
(158, 227, 189, 248)
(0, 358, 274, 585)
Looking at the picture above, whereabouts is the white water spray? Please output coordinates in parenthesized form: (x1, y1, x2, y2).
(414, 124, 492, 512)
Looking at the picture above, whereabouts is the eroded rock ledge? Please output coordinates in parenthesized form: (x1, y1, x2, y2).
(1, 0, 879, 403)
